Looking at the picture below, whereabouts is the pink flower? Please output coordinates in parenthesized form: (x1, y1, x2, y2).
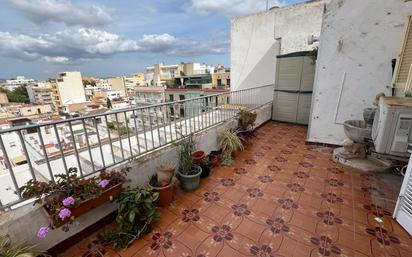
(62, 196, 75, 207)
(59, 208, 71, 220)
(98, 179, 110, 188)
(37, 226, 49, 238)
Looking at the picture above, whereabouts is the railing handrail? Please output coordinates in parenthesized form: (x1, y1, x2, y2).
(0, 84, 275, 210)
(0, 84, 274, 134)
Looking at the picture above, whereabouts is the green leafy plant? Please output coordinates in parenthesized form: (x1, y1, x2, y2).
(149, 174, 162, 187)
(0, 235, 48, 257)
(0, 85, 29, 103)
(98, 187, 160, 249)
(237, 109, 257, 130)
(19, 167, 129, 236)
(177, 134, 197, 175)
(219, 129, 244, 166)
(220, 152, 233, 166)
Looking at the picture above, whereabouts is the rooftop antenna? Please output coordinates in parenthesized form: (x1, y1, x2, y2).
(266, 0, 269, 11)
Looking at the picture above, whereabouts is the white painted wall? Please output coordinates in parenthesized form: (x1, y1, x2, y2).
(57, 71, 86, 105)
(308, 0, 412, 145)
(231, 0, 328, 91)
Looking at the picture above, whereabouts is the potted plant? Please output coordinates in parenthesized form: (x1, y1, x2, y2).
(148, 173, 174, 207)
(208, 153, 219, 168)
(177, 134, 202, 191)
(237, 109, 257, 130)
(219, 129, 244, 166)
(99, 187, 160, 249)
(0, 235, 48, 257)
(200, 159, 212, 178)
(19, 167, 128, 235)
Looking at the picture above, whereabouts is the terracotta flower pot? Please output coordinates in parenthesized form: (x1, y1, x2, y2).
(43, 183, 123, 228)
(209, 154, 219, 167)
(192, 151, 206, 164)
(149, 183, 173, 207)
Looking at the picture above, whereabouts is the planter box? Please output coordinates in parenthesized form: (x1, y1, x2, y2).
(43, 183, 123, 228)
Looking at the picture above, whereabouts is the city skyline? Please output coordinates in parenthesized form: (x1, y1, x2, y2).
(0, 0, 301, 80)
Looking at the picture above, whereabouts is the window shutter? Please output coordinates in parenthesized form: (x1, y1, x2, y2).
(393, 16, 412, 89)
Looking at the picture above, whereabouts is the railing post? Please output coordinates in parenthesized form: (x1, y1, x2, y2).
(0, 135, 22, 199)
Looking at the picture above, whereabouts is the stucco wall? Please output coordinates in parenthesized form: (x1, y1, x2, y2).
(0, 103, 272, 250)
(230, 0, 328, 91)
(307, 0, 412, 145)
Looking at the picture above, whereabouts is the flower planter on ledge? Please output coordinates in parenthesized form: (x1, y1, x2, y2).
(43, 183, 123, 228)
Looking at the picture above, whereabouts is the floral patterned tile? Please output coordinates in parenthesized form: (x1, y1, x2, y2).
(60, 122, 412, 257)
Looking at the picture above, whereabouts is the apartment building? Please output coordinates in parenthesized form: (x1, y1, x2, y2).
(133, 86, 165, 106)
(147, 62, 215, 87)
(107, 77, 127, 96)
(125, 73, 146, 96)
(93, 90, 123, 101)
(52, 72, 86, 108)
(211, 66, 230, 88)
(173, 74, 213, 89)
(84, 79, 112, 100)
(166, 88, 229, 119)
(1, 76, 35, 91)
(146, 63, 182, 87)
(26, 82, 54, 105)
(181, 63, 213, 76)
(18, 104, 54, 117)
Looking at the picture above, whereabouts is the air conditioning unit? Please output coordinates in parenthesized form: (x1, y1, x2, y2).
(372, 96, 412, 157)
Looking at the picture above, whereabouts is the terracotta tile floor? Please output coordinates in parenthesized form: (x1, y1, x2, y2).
(60, 122, 412, 257)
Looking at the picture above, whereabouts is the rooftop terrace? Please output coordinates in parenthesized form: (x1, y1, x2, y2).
(59, 122, 411, 257)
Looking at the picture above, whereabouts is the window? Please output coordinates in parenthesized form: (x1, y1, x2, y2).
(179, 95, 185, 100)
(394, 16, 412, 90)
(169, 94, 174, 101)
(217, 79, 222, 87)
(226, 79, 230, 86)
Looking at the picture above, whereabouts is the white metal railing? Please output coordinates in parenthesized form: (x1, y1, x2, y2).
(0, 85, 274, 210)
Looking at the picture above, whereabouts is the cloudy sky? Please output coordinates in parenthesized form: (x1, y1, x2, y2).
(0, 0, 302, 79)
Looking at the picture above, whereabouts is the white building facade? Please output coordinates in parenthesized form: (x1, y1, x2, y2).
(54, 72, 86, 107)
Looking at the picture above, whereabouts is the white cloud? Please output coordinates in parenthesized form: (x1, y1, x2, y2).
(8, 0, 114, 26)
(0, 28, 229, 64)
(186, 0, 286, 16)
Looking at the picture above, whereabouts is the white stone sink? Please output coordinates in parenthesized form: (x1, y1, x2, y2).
(343, 120, 371, 143)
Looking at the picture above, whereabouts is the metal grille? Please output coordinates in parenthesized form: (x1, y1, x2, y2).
(0, 85, 274, 210)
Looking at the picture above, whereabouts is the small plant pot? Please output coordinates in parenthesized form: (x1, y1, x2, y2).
(149, 183, 173, 207)
(192, 151, 206, 164)
(209, 154, 219, 167)
(178, 165, 202, 191)
(200, 163, 211, 178)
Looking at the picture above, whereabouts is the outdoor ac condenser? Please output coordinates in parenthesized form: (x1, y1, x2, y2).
(372, 96, 412, 157)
